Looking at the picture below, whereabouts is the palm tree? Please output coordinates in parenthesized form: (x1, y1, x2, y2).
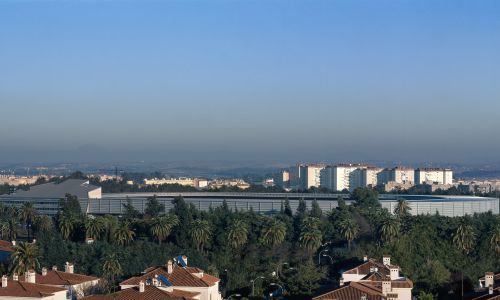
(150, 214, 179, 245)
(113, 222, 135, 246)
(259, 218, 286, 247)
(379, 216, 400, 243)
(453, 221, 476, 255)
(299, 228, 322, 252)
(102, 253, 122, 286)
(190, 219, 212, 251)
(20, 202, 37, 225)
(33, 215, 53, 233)
(394, 199, 411, 218)
(58, 214, 76, 240)
(490, 225, 500, 255)
(10, 242, 40, 275)
(338, 217, 359, 250)
(85, 217, 105, 240)
(0, 221, 8, 239)
(227, 219, 249, 249)
(8, 218, 18, 241)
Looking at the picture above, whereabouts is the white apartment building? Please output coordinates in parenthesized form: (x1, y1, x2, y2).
(332, 164, 369, 192)
(300, 164, 326, 189)
(415, 168, 453, 185)
(360, 167, 384, 188)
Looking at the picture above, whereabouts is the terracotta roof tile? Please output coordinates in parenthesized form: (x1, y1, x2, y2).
(0, 240, 14, 252)
(82, 286, 199, 300)
(0, 279, 66, 298)
(313, 282, 384, 300)
(120, 264, 219, 288)
(18, 270, 99, 286)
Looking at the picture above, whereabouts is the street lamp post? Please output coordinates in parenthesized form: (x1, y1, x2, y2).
(322, 254, 334, 264)
(269, 283, 284, 299)
(250, 276, 265, 296)
(224, 293, 241, 300)
(318, 249, 329, 264)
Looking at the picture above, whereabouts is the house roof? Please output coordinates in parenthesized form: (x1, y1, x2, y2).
(313, 281, 384, 300)
(18, 270, 99, 286)
(0, 240, 14, 252)
(83, 285, 199, 300)
(466, 272, 500, 300)
(9, 179, 100, 199)
(120, 264, 219, 288)
(0, 279, 66, 298)
(343, 260, 391, 276)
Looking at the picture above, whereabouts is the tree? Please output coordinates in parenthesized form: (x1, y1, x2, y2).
(490, 224, 500, 255)
(150, 214, 179, 245)
(58, 214, 76, 240)
(144, 195, 165, 218)
(259, 218, 286, 247)
(453, 221, 476, 255)
(379, 216, 400, 244)
(59, 194, 82, 217)
(338, 216, 359, 249)
(394, 199, 411, 218)
(113, 222, 135, 246)
(417, 291, 435, 300)
(190, 219, 212, 251)
(310, 200, 322, 218)
(122, 197, 140, 219)
(283, 197, 293, 217)
(0, 221, 8, 239)
(282, 260, 326, 297)
(102, 253, 122, 286)
(85, 217, 105, 240)
(33, 215, 53, 233)
(351, 187, 379, 208)
(10, 242, 40, 275)
(227, 219, 249, 250)
(20, 202, 37, 226)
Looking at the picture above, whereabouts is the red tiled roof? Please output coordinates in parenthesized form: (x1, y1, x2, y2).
(82, 286, 199, 300)
(313, 282, 384, 300)
(120, 264, 219, 287)
(18, 270, 99, 286)
(343, 260, 390, 276)
(0, 240, 14, 252)
(0, 279, 66, 298)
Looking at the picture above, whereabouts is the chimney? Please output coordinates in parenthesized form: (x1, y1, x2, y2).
(390, 266, 400, 280)
(65, 262, 74, 274)
(485, 272, 494, 288)
(382, 280, 391, 295)
(11, 240, 16, 246)
(182, 255, 188, 266)
(1, 275, 7, 288)
(153, 275, 159, 287)
(52, 266, 58, 271)
(339, 278, 344, 286)
(32, 239, 36, 244)
(42, 267, 48, 276)
(167, 260, 173, 274)
(489, 285, 494, 295)
(383, 255, 391, 266)
(27, 270, 36, 283)
(139, 280, 145, 293)
(363, 255, 368, 262)
(13, 273, 18, 281)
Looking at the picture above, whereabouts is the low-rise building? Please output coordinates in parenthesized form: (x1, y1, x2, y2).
(82, 284, 200, 300)
(120, 256, 221, 300)
(18, 263, 100, 299)
(314, 255, 413, 300)
(0, 275, 67, 300)
(465, 272, 500, 299)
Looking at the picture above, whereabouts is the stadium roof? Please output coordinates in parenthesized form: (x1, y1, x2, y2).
(9, 179, 100, 199)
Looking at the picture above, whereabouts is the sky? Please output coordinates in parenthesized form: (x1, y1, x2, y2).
(0, 0, 499, 164)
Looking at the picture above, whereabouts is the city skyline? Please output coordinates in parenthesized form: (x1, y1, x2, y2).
(1, 0, 500, 163)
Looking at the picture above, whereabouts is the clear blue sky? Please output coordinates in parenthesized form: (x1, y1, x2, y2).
(0, 0, 499, 164)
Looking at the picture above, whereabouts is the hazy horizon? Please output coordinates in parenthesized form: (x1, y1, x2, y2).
(1, 0, 499, 164)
